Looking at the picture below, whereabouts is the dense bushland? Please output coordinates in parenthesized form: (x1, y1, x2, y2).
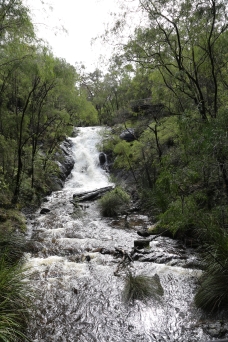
(0, 1, 98, 209)
(1, 0, 228, 329)
(0, 1, 98, 339)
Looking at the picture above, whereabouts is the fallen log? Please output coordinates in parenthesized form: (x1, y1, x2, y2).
(72, 185, 114, 202)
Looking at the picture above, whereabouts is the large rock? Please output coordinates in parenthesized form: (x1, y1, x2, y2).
(99, 152, 107, 165)
(134, 239, 150, 249)
(50, 138, 75, 191)
(40, 208, 50, 214)
(59, 139, 75, 180)
(120, 128, 136, 142)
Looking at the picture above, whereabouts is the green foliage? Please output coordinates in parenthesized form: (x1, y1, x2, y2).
(0, 3, 97, 205)
(113, 139, 141, 170)
(0, 255, 33, 342)
(195, 269, 228, 312)
(74, 92, 98, 125)
(158, 196, 200, 235)
(124, 0, 228, 120)
(192, 204, 228, 311)
(98, 187, 130, 217)
(122, 272, 164, 304)
(195, 230, 228, 311)
(0, 229, 34, 342)
(0, 232, 26, 264)
(0, 209, 26, 233)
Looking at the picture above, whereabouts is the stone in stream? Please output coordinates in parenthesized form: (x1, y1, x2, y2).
(85, 255, 91, 262)
(99, 152, 106, 165)
(134, 239, 150, 249)
(72, 287, 78, 295)
(40, 208, 51, 214)
(202, 321, 228, 341)
(25, 240, 43, 253)
(137, 230, 151, 237)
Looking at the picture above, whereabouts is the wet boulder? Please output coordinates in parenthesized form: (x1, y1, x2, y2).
(99, 152, 106, 165)
(134, 239, 150, 249)
(25, 240, 43, 253)
(40, 208, 50, 214)
(50, 138, 75, 191)
(59, 139, 75, 180)
(202, 321, 228, 340)
(137, 230, 151, 237)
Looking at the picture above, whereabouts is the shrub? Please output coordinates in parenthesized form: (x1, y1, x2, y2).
(195, 232, 228, 312)
(98, 187, 130, 217)
(195, 269, 228, 312)
(122, 272, 164, 304)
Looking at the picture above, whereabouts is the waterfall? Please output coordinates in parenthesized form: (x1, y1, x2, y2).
(25, 127, 208, 342)
(64, 127, 111, 194)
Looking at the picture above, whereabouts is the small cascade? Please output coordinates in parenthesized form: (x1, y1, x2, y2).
(25, 127, 209, 342)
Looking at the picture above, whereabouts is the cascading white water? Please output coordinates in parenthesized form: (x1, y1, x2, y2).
(64, 127, 111, 194)
(25, 127, 209, 342)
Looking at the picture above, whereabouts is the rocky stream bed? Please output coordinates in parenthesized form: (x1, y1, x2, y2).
(24, 127, 228, 342)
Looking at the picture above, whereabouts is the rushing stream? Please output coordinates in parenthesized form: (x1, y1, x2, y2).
(25, 127, 210, 342)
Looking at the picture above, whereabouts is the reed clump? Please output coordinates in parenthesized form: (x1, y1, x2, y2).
(0, 232, 33, 341)
(195, 241, 228, 312)
(122, 272, 164, 304)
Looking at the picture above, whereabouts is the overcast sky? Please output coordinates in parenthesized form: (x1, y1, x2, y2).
(25, 0, 120, 70)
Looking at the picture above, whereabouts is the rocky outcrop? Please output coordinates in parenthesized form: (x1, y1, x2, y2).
(120, 128, 136, 142)
(99, 152, 106, 165)
(51, 138, 75, 190)
(99, 152, 109, 171)
(59, 139, 75, 180)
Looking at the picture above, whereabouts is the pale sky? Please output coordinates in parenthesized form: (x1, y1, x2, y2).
(25, 0, 120, 71)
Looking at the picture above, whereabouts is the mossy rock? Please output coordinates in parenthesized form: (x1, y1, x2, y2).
(0, 208, 26, 233)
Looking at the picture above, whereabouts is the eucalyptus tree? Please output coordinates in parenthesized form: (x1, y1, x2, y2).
(0, 0, 34, 43)
(0, 0, 35, 134)
(78, 59, 154, 125)
(10, 50, 98, 203)
(122, 0, 228, 120)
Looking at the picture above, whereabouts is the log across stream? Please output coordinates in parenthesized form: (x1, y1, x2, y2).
(72, 185, 114, 202)
(25, 127, 211, 342)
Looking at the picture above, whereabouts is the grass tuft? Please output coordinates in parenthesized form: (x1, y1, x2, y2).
(122, 272, 164, 304)
(0, 254, 34, 341)
(0, 231, 34, 341)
